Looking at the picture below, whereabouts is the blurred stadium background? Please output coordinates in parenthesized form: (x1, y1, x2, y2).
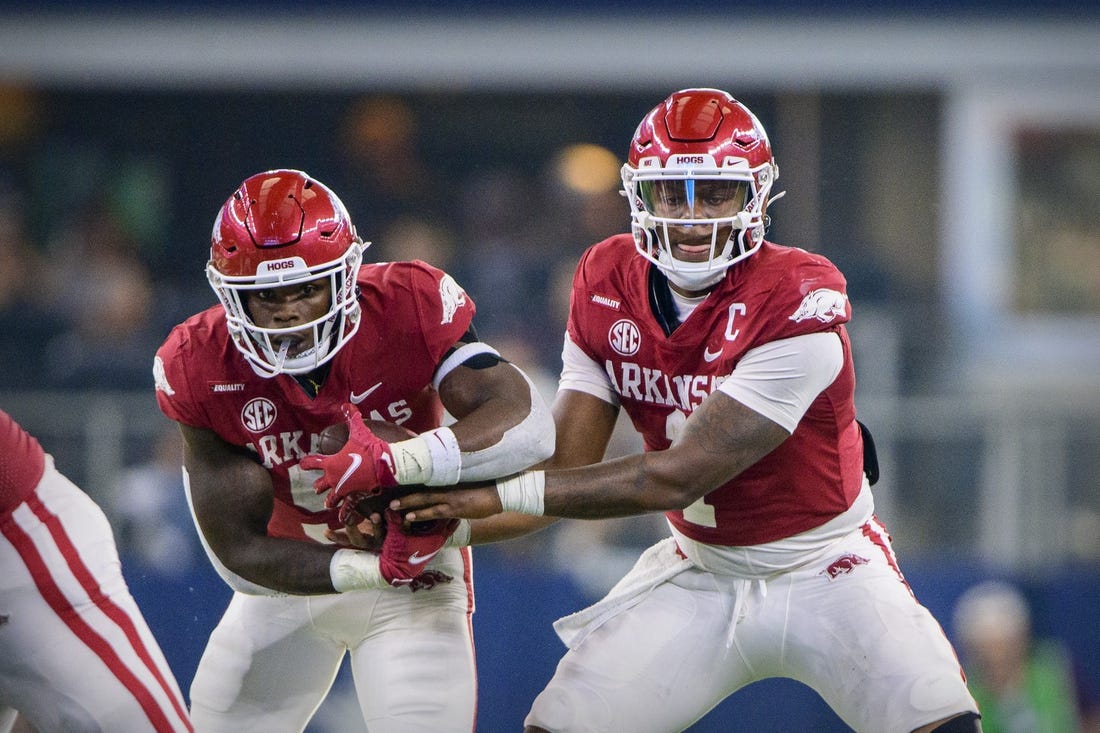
(1, 1, 1098, 730)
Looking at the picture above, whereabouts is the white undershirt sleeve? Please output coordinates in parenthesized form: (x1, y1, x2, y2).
(716, 331, 843, 433)
(557, 331, 619, 406)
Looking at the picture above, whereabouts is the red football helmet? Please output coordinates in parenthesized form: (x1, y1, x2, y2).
(207, 169, 365, 377)
(622, 89, 780, 291)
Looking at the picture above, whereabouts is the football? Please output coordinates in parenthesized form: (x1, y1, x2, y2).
(317, 418, 416, 455)
(317, 418, 419, 520)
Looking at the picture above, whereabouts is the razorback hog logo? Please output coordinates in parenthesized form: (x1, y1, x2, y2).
(821, 553, 869, 580)
(790, 288, 848, 323)
(439, 274, 468, 325)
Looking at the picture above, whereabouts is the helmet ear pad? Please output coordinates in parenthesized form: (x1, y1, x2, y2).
(206, 169, 366, 377)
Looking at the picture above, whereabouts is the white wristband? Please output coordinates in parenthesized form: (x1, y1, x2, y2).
(445, 518, 472, 548)
(389, 435, 433, 485)
(495, 471, 546, 516)
(422, 427, 461, 485)
(389, 427, 461, 486)
(329, 549, 385, 592)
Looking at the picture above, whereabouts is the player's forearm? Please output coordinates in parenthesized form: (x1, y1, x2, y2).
(186, 455, 341, 594)
(550, 452, 698, 517)
(393, 452, 697, 523)
(213, 537, 341, 595)
(467, 513, 558, 545)
(492, 452, 698, 521)
(522, 397, 790, 520)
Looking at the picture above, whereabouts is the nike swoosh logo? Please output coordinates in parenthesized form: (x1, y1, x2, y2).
(350, 382, 383, 404)
(334, 453, 362, 494)
(409, 548, 441, 566)
(703, 345, 724, 362)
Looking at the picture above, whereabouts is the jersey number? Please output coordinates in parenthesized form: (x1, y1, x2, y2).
(665, 410, 717, 528)
(287, 464, 335, 543)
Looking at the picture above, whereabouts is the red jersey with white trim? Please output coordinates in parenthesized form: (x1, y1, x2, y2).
(154, 260, 476, 543)
(566, 235, 864, 546)
(0, 408, 46, 513)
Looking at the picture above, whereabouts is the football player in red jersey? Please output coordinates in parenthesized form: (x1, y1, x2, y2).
(0, 407, 192, 733)
(153, 169, 554, 732)
(394, 90, 982, 733)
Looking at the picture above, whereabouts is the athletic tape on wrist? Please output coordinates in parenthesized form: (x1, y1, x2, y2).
(329, 548, 385, 592)
(390, 435, 433, 485)
(390, 427, 461, 485)
(495, 471, 545, 516)
(422, 427, 461, 485)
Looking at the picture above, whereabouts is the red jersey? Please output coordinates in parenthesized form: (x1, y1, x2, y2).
(567, 235, 864, 546)
(0, 408, 47, 513)
(154, 261, 476, 543)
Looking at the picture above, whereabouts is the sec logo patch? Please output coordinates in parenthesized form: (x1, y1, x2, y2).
(608, 319, 641, 356)
(241, 397, 277, 433)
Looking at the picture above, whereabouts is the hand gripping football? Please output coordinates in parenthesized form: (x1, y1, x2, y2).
(317, 418, 415, 456)
(317, 419, 417, 520)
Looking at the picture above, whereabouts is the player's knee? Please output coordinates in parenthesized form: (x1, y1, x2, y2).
(916, 711, 981, 733)
(525, 686, 580, 732)
(526, 680, 619, 733)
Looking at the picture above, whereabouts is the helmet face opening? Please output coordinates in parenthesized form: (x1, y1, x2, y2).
(622, 89, 778, 292)
(207, 169, 366, 377)
(638, 179, 749, 221)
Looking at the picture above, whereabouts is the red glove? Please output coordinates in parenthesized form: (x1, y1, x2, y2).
(301, 403, 399, 513)
(378, 509, 459, 592)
